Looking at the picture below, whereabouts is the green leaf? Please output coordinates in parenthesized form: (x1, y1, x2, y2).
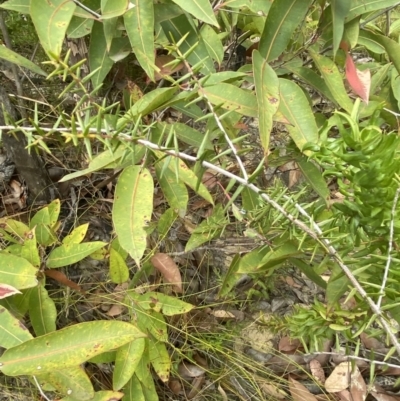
(331, 0, 351, 56)
(361, 29, 400, 76)
(67, 15, 94, 38)
(135, 348, 159, 401)
(122, 374, 145, 401)
(113, 337, 145, 390)
(161, 14, 214, 75)
(168, 122, 214, 149)
(36, 366, 94, 401)
(154, 150, 213, 205)
(310, 51, 353, 113)
(253, 50, 280, 155)
(89, 21, 114, 87)
(30, 0, 76, 57)
(46, 242, 107, 268)
(124, 0, 155, 81)
(101, 0, 129, 19)
(296, 157, 329, 200)
(200, 25, 224, 65)
(125, 291, 194, 316)
(202, 83, 258, 117)
(62, 224, 89, 245)
(149, 340, 170, 382)
(0, 253, 38, 290)
(113, 166, 154, 265)
(121, 88, 177, 123)
(156, 158, 188, 218)
(357, 29, 386, 54)
(28, 283, 57, 336)
(0, 46, 46, 76)
(286, 65, 337, 105)
(278, 78, 318, 152)
(30, 199, 60, 228)
(347, 0, 400, 21)
(20, 228, 40, 268)
(170, 0, 218, 27)
(289, 258, 327, 289)
(0, 321, 146, 376)
(0, 306, 33, 349)
(258, 0, 313, 61)
(136, 310, 168, 342)
(0, 0, 29, 13)
(109, 248, 130, 284)
(326, 269, 349, 306)
(102, 17, 118, 51)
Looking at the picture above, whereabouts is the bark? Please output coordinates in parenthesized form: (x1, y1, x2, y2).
(0, 87, 55, 203)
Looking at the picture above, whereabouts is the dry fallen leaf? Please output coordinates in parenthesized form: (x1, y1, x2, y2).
(350, 367, 366, 401)
(279, 336, 301, 353)
(288, 376, 319, 401)
(151, 253, 182, 293)
(310, 359, 325, 384)
(325, 362, 352, 393)
(154, 55, 184, 81)
(178, 362, 206, 379)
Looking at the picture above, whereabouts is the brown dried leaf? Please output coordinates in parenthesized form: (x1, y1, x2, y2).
(154, 55, 184, 81)
(349, 367, 366, 401)
(325, 362, 351, 393)
(360, 332, 385, 350)
(259, 382, 287, 400)
(310, 359, 325, 384)
(45, 269, 84, 293)
(370, 384, 400, 401)
(289, 376, 319, 401)
(279, 336, 301, 353)
(168, 379, 182, 395)
(151, 253, 182, 293)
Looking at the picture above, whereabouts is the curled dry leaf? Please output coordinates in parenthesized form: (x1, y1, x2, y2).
(310, 359, 325, 384)
(177, 361, 206, 379)
(154, 55, 184, 81)
(45, 269, 84, 294)
(150, 253, 182, 293)
(324, 362, 352, 393)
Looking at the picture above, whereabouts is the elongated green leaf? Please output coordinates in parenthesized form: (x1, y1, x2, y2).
(160, 152, 214, 204)
(109, 248, 130, 284)
(67, 15, 94, 38)
(37, 366, 94, 401)
(120, 88, 177, 124)
(149, 340, 170, 382)
(358, 29, 386, 54)
(136, 310, 167, 342)
(0, 46, 46, 76)
(125, 291, 194, 316)
(171, 0, 218, 27)
(0, 0, 29, 13)
(0, 321, 146, 376)
(20, 229, 40, 268)
(253, 50, 279, 155)
(161, 14, 214, 75)
(258, 0, 313, 61)
(331, 0, 351, 56)
(113, 166, 154, 265)
(202, 83, 258, 117)
(135, 348, 159, 401)
(200, 25, 224, 65)
(361, 29, 400, 76)
(0, 253, 38, 290)
(278, 79, 318, 152)
(310, 51, 353, 113)
(62, 224, 88, 245)
(123, 375, 145, 401)
(28, 283, 57, 336)
(286, 65, 337, 104)
(156, 158, 188, 218)
(60, 390, 123, 401)
(103, 17, 118, 51)
(113, 337, 145, 390)
(30, 0, 76, 57)
(30, 199, 60, 228)
(0, 306, 32, 349)
(101, 0, 129, 19)
(347, 0, 400, 21)
(47, 241, 106, 268)
(169, 122, 214, 149)
(89, 21, 114, 87)
(296, 157, 329, 200)
(124, 0, 155, 81)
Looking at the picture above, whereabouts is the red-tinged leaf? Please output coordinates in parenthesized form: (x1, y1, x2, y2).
(45, 270, 84, 294)
(150, 253, 182, 293)
(0, 284, 21, 299)
(345, 53, 370, 104)
(288, 376, 319, 401)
